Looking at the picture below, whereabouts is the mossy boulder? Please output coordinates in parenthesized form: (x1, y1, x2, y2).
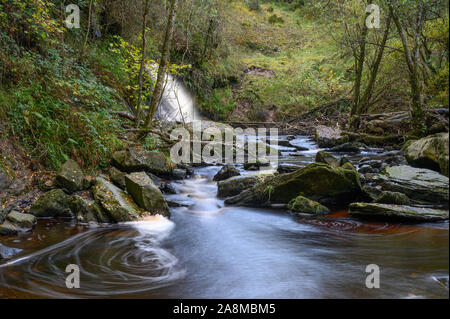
(68, 195, 111, 224)
(372, 165, 449, 207)
(374, 191, 410, 205)
(349, 203, 449, 222)
(92, 178, 142, 222)
(218, 176, 260, 198)
(213, 165, 241, 182)
(124, 172, 170, 217)
(110, 167, 126, 189)
(226, 162, 361, 207)
(55, 159, 85, 193)
(29, 189, 73, 218)
(111, 148, 173, 177)
(315, 151, 340, 167)
(405, 132, 449, 176)
(288, 196, 330, 215)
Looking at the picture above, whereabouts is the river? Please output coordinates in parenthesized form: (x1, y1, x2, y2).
(0, 136, 448, 299)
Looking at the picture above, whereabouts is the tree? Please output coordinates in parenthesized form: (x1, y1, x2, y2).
(144, 0, 179, 128)
(135, 0, 151, 127)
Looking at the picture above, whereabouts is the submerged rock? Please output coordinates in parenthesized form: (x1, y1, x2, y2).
(55, 159, 85, 193)
(218, 175, 260, 198)
(226, 162, 361, 207)
(93, 177, 142, 222)
(124, 172, 170, 217)
(0, 221, 21, 236)
(288, 196, 330, 215)
(349, 203, 449, 222)
(213, 165, 240, 182)
(29, 189, 73, 218)
(372, 165, 449, 207)
(112, 148, 173, 177)
(405, 132, 449, 177)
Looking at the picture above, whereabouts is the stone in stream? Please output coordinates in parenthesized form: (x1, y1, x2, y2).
(288, 196, 330, 215)
(349, 203, 449, 222)
(315, 151, 340, 168)
(68, 195, 111, 224)
(6, 211, 36, 229)
(93, 177, 142, 222)
(243, 160, 270, 171)
(374, 191, 411, 205)
(0, 243, 22, 260)
(55, 159, 85, 193)
(213, 165, 241, 182)
(328, 142, 362, 153)
(371, 165, 449, 208)
(225, 162, 362, 207)
(111, 148, 173, 177)
(405, 132, 449, 177)
(314, 125, 348, 148)
(217, 175, 260, 198)
(29, 189, 73, 218)
(277, 164, 302, 174)
(124, 172, 170, 218)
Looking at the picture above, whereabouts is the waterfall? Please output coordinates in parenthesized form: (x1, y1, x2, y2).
(148, 65, 202, 123)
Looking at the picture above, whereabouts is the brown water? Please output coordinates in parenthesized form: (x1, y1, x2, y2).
(0, 137, 448, 299)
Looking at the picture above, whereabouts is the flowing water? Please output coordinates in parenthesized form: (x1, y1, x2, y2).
(0, 136, 448, 299)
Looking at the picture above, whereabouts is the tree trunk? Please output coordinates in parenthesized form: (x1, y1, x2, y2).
(135, 0, 150, 127)
(144, 0, 179, 128)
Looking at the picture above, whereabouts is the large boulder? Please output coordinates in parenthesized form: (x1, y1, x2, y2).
(372, 165, 449, 207)
(68, 195, 111, 224)
(314, 125, 348, 148)
(374, 191, 410, 205)
(213, 165, 241, 182)
(225, 162, 362, 207)
(6, 211, 36, 229)
(217, 176, 260, 198)
(405, 133, 449, 177)
(111, 148, 173, 177)
(110, 167, 126, 189)
(349, 203, 449, 222)
(124, 172, 170, 217)
(55, 159, 85, 193)
(29, 189, 73, 218)
(93, 178, 142, 222)
(288, 196, 330, 215)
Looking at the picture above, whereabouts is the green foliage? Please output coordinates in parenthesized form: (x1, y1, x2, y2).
(200, 87, 236, 121)
(268, 14, 284, 24)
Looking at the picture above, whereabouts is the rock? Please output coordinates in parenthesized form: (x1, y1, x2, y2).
(372, 165, 449, 207)
(358, 165, 374, 174)
(278, 139, 292, 147)
(339, 156, 351, 166)
(328, 142, 361, 153)
(6, 211, 36, 229)
(218, 176, 260, 198)
(0, 244, 22, 259)
(160, 183, 177, 195)
(173, 169, 187, 180)
(362, 185, 383, 201)
(374, 191, 410, 205)
(124, 172, 170, 217)
(277, 164, 302, 174)
(110, 167, 126, 189)
(315, 151, 340, 168)
(29, 189, 73, 218)
(213, 165, 241, 182)
(112, 148, 173, 177)
(0, 221, 20, 236)
(243, 160, 270, 171)
(55, 159, 85, 193)
(314, 125, 348, 148)
(405, 133, 449, 176)
(68, 195, 111, 224)
(226, 162, 362, 207)
(93, 177, 142, 222)
(0, 170, 11, 192)
(349, 203, 449, 222)
(288, 196, 330, 215)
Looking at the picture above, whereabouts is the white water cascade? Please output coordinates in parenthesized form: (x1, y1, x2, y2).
(148, 65, 202, 123)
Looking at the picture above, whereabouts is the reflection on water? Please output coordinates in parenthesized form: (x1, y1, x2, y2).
(0, 137, 448, 299)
